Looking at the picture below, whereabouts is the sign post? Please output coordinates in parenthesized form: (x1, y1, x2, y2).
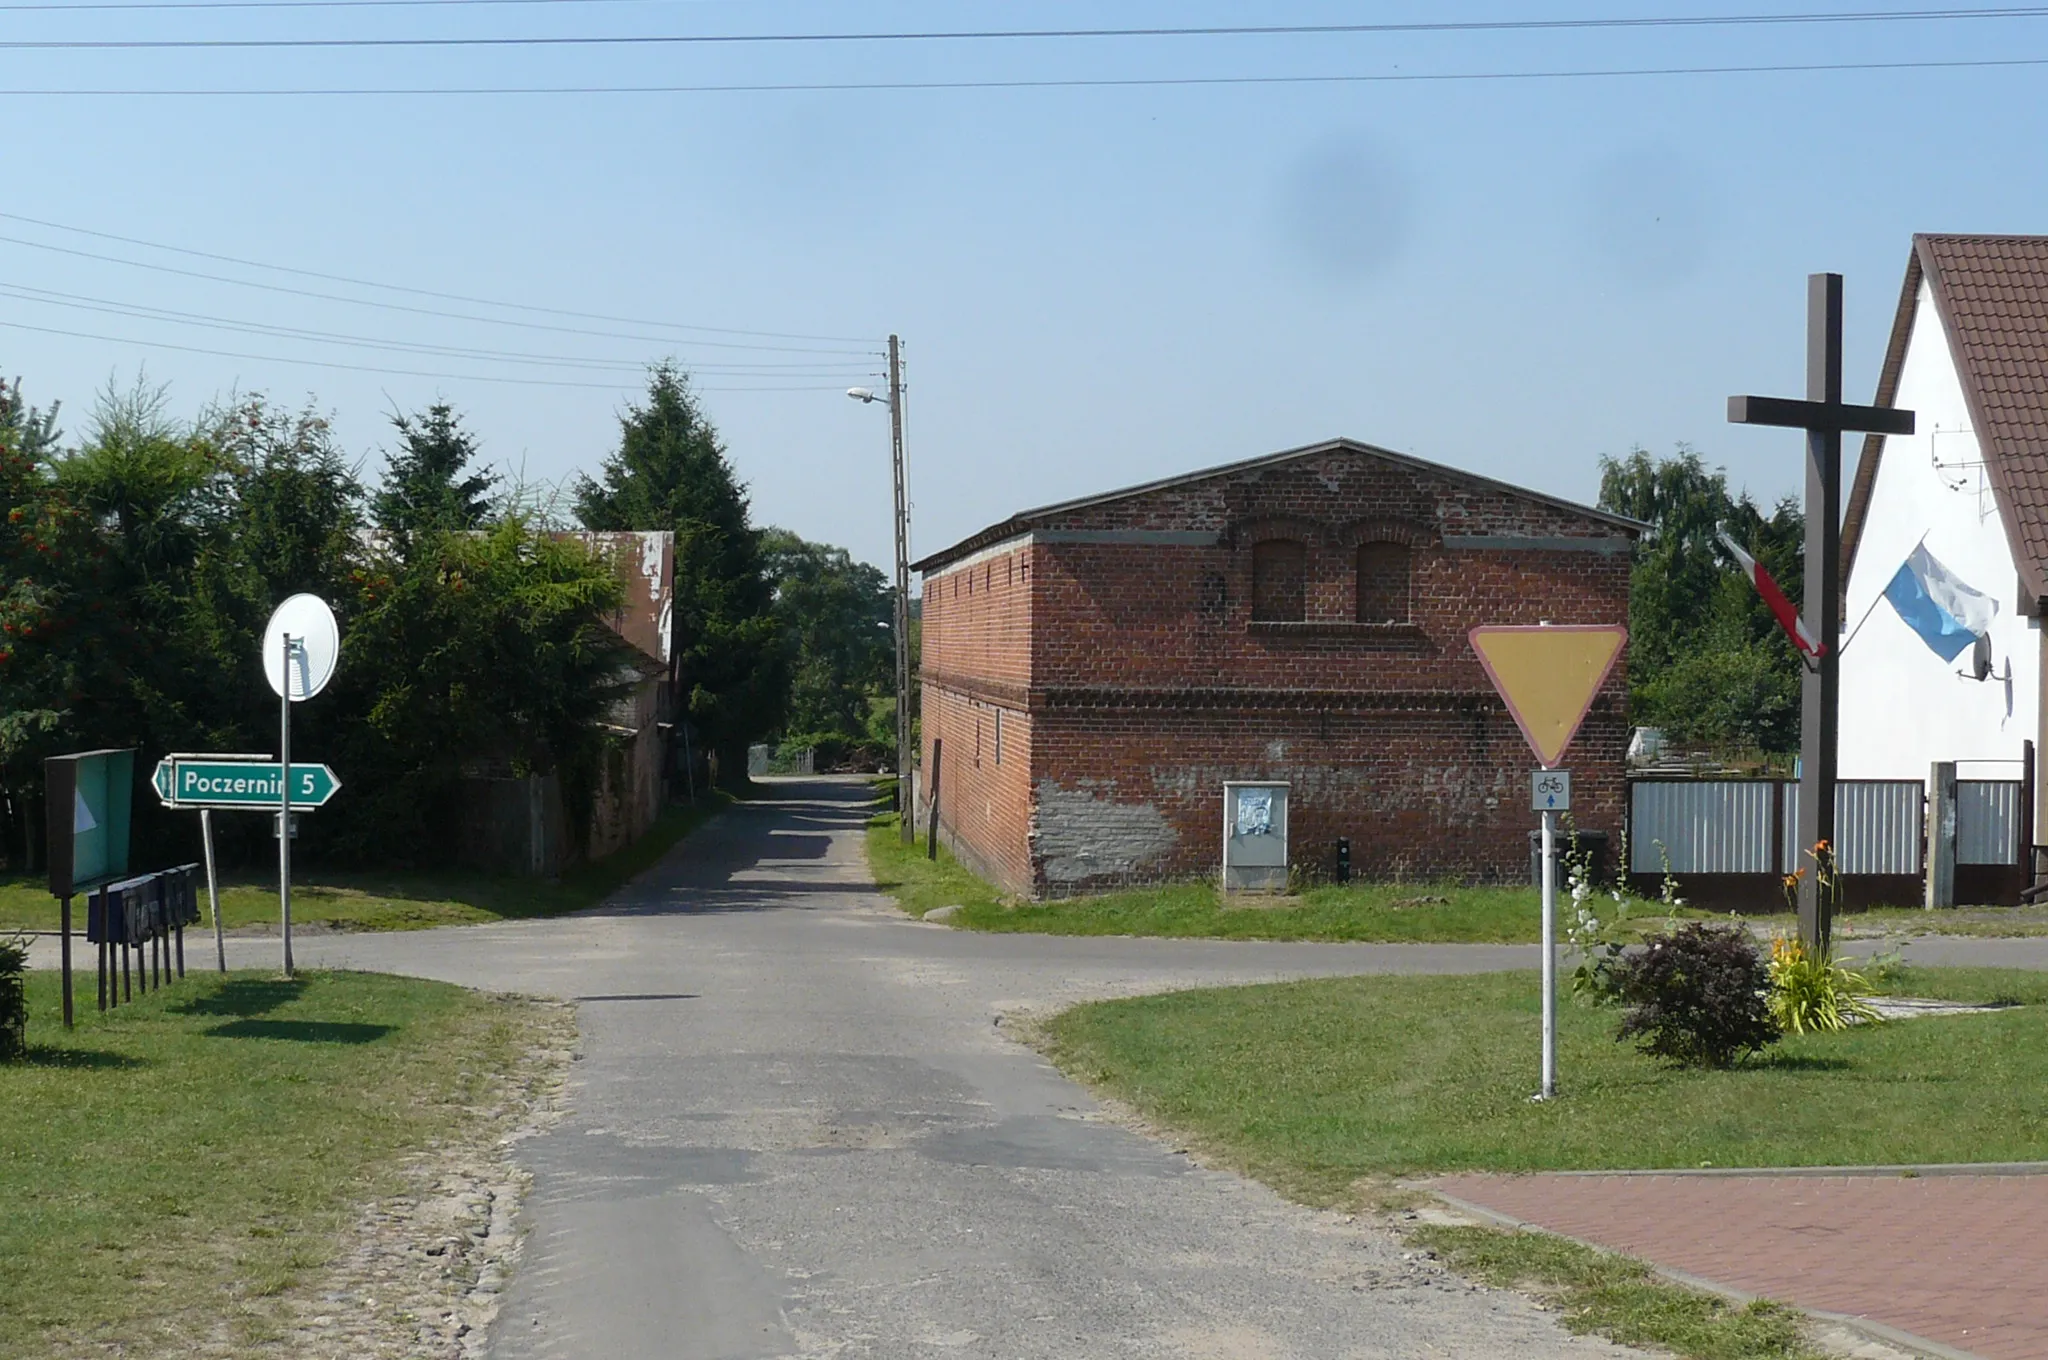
(1470, 625, 1627, 1100)
(152, 754, 340, 972)
(44, 749, 136, 1028)
(261, 594, 340, 980)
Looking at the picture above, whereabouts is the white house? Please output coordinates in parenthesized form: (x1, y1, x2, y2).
(1840, 235, 2048, 796)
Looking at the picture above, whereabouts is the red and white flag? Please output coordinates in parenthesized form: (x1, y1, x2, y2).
(1718, 529, 1823, 659)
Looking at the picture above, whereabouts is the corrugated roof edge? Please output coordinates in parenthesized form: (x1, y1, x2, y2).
(910, 436, 1646, 574)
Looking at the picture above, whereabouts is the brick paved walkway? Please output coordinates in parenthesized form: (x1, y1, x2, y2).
(1431, 1172, 2048, 1360)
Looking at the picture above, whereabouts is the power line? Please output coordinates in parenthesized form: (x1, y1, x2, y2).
(0, 281, 878, 376)
(6, 52, 2047, 94)
(0, 316, 853, 391)
(10, 8, 2048, 49)
(0, 212, 869, 344)
(0, 233, 877, 355)
(5, 0, 688, 8)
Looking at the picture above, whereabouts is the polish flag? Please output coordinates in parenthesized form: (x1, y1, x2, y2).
(1718, 529, 1823, 660)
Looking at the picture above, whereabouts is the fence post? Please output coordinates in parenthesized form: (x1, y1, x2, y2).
(1926, 761, 1957, 909)
(2023, 739, 2037, 890)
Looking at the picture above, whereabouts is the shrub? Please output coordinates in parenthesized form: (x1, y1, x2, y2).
(0, 933, 27, 1061)
(1613, 922, 1780, 1068)
(1767, 935, 1880, 1034)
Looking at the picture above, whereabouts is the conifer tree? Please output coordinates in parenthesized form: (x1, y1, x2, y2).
(374, 402, 497, 548)
(575, 363, 787, 784)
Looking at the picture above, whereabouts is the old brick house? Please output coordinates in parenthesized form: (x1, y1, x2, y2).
(912, 438, 1639, 896)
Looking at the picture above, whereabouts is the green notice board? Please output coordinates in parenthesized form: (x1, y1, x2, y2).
(45, 749, 136, 898)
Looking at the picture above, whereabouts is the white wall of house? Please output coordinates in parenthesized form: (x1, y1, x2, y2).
(1840, 279, 2040, 780)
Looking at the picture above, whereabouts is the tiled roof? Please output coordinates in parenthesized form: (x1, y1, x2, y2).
(911, 437, 1644, 574)
(1844, 235, 2048, 600)
(1919, 235, 2048, 598)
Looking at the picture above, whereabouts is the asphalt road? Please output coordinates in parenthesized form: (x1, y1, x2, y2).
(177, 778, 1645, 1359)
(27, 777, 2044, 1358)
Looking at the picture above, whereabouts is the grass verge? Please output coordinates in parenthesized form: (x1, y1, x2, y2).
(0, 967, 566, 1358)
(1042, 966, 2048, 1200)
(866, 811, 1584, 941)
(865, 812, 1007, 919)
(0, 792, 730, 934)
(1411, 1225, 1822, 1360)
(1041, 968, 2048, 1359)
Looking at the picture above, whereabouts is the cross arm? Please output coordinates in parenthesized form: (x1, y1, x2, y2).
(1727, 394, 1916, 436)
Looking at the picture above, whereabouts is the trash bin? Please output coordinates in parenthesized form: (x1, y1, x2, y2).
(1530, 829, 1608, 891)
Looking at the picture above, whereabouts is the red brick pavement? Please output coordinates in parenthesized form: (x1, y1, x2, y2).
(1431, 1172, 2048, 1360)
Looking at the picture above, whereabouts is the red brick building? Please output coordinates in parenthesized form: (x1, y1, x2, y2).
(911, 439, 1639, 896)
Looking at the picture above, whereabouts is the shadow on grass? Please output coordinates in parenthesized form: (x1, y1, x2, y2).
(1749, 1053, 1853, 1072)
(18, 1046, 147, 1069)
(171, 978, 306, 1019)
(203, 1019, 393, 1044)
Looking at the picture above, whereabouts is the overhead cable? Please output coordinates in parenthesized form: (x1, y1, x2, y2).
(0, 282, 876, 375)
(0, 211, 870, 344)
(0, 316, 853, 391)
(7, 52, 2048, 94)
(0, 233, 876, 355)
(8, 7, 2048, 47)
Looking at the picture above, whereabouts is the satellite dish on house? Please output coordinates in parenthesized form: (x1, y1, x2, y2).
(262, 594, 340, 702)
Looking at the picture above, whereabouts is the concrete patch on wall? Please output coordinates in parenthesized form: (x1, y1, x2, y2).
(1032, 780, 1178, 885)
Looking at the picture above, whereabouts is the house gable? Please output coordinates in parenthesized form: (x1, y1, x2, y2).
(1844, 235, 2048, 604)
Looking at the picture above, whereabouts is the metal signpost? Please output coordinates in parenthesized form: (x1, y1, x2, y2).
(262, 594, 340, 978)
(1470, 624, 1628, 1100)
(150, 754, 343, 972)
(43, 748, 136, 1028)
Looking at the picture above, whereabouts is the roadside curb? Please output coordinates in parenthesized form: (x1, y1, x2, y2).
(1526, 1160, 2048, 1179)
(1421, 1187, 1988, 1360)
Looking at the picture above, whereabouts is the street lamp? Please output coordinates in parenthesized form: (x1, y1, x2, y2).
(848, 337, 914, 844)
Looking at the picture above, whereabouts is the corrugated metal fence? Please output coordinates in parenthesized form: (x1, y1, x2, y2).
(1630, 778, 2026, 877)
(1957, 780, 2022, 866)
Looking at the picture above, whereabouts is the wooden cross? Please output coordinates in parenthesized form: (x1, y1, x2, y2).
(1729, 273, 1914, 953)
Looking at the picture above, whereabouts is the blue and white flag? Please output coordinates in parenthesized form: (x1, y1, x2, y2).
(1884, 544, 1998, 662)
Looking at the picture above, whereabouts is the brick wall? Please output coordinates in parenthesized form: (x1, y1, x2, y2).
(918, 443, 1634, 895)
(920, 542, 1037, 893)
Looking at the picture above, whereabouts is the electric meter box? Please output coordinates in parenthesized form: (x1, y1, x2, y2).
(1222, 781, 1289, 892)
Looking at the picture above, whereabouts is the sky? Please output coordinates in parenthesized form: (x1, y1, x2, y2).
(8, 1, 2048, 576)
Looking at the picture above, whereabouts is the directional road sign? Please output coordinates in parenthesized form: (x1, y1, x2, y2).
(151, 758, 341, 810)
(1469, 624, 1628, 769)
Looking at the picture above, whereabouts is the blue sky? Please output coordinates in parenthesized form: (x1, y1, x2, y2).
(8, 1, 2048, 572)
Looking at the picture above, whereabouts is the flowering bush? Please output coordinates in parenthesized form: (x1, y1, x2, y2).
(1613, 922, 1781, 1068)
(1563, 825, 1633, 1006)
(1767, 935, 1880, 1034)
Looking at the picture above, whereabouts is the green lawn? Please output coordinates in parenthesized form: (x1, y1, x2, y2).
(0, 968, 566, 1358)
(868, 813, 1677, 943)
(1043, 966, 2048, 1202)
(1042, 967, 2047, 1360)
(0, 793, 729, 934)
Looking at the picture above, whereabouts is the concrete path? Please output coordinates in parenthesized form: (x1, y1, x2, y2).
(1433, 1170, 2048, 1360)
(128, 777, 1649, 1360)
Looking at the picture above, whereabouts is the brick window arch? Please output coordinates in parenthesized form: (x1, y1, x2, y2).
(1356, 541, 1411, 623)
(1251, 539, 1307, 622)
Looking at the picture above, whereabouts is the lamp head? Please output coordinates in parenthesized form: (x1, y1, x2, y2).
(847, 387, 878, 403)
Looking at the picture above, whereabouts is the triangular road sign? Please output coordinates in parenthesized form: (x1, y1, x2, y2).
(1469, 625, 1628, 769)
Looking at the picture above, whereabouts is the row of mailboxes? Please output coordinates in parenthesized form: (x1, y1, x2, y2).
(85, 865, 202, 946)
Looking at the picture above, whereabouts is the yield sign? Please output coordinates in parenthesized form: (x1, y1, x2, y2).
(1469, 625, 1628, 769)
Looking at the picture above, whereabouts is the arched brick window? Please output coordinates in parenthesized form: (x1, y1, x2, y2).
(1251, 540, 1307, 621)
(1356, 541, 1411, 623)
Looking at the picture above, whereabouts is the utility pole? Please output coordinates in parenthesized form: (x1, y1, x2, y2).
(888, 335, 914, 844)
